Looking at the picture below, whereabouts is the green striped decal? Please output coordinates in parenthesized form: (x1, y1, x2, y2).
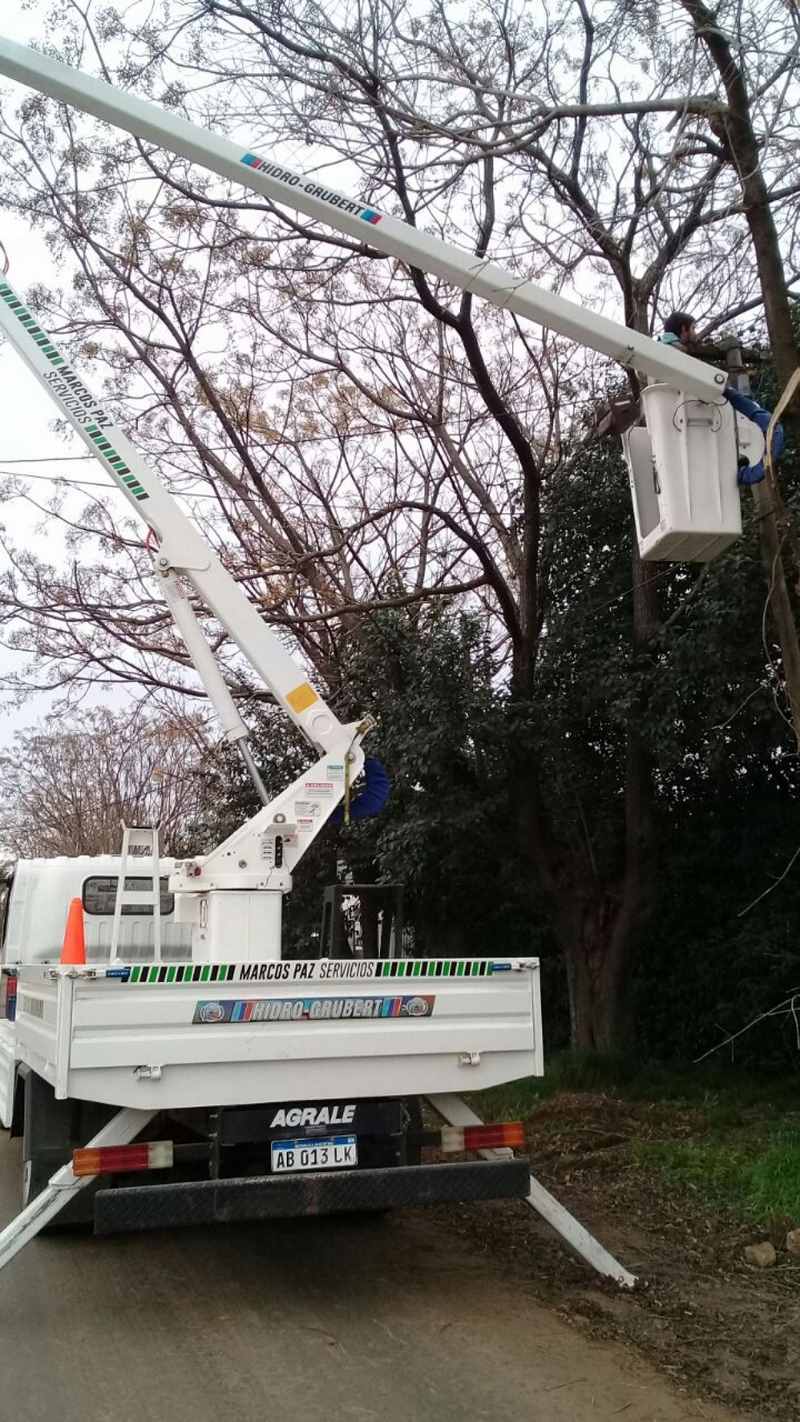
(0, 283, 149, 503)
(127, 963, 236, 984)
(85, 424, 148, 501)
(0, 285, 64, 366)
(377, 960, 492, 978)
(116, 959, 494, 983)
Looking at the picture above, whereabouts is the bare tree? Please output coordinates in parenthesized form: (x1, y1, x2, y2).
(0, 707, 209, 856)
(0, 0, 797, 1045)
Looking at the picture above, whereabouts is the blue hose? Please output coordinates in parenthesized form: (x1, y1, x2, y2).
(724, 386, 784, 486)
(330, 757, 391, 826)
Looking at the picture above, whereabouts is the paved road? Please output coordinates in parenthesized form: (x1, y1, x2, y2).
(0, 1135, 740, 1422)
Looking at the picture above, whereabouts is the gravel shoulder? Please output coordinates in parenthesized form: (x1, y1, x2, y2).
(440, 1090, 800, 1422)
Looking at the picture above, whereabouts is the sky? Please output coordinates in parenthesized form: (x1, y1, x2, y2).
(0, 7, 155, 741)
(0, 4, 340, 746)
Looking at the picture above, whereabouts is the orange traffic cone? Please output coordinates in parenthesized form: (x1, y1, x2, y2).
(60, 897, 86, 965)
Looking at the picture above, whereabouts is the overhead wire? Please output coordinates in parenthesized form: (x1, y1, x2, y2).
(0, 465, 219, 497)
(0, 454, 94, 463)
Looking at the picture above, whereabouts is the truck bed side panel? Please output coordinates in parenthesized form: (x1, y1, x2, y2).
(14, 960, 542, 1109)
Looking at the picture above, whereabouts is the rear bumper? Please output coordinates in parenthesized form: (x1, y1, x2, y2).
(94, 1158, 529, 1234)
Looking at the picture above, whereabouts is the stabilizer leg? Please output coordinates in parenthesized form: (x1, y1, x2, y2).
(427, 1093, 637, 1290)
(0, 1106, 156, 1272)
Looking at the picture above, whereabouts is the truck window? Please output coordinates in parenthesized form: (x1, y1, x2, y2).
(82, 876, 174, 917)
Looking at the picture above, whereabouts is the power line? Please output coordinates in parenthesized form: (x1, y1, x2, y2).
(0, 467, 219, 498)
(0, 455, 94, 463)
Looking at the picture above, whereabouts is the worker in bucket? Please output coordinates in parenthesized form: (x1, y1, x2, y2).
(657, 311, 697, 354)
(657, 315, 783, 485)
(597, 312, 699, 436)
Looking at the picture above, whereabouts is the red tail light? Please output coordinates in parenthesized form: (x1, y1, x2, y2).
(439, 1121, 525, 1153)
(72, 1141, 173, 1177)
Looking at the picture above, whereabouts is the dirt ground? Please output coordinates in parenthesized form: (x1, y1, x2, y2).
(433, 1092, 800, 1422)
(0, 1128, 745, 1422)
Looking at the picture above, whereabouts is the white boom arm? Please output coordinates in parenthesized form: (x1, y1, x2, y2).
(0, 36, 736, 960)
(0, 36, 727, 403)
(0, 273, 368, 958)
(0, 275, 346, 757)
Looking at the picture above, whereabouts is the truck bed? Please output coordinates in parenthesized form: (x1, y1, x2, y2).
(12, 957, 542, 1109)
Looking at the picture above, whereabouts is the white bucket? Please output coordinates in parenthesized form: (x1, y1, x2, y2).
(623, 384, 742, 562)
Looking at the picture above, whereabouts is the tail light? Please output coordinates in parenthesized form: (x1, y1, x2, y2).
(72, 1141, 173, 1177)
(1, 971, 16, 1021)
(439, 1121, 525, 1152)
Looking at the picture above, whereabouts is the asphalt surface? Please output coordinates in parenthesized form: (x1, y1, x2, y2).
(0, 1134, 741, 1422)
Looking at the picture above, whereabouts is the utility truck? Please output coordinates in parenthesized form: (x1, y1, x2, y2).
(0, 34, 770, 1284)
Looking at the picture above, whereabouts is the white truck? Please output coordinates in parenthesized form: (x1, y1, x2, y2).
(0, 852, 542, 1241)
(0, 32, 753, 1283)
(0, 114, 547, 1259)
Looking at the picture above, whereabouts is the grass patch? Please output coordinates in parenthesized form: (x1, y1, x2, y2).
(467, 1050, 639, 1119)
(469, 1050, 800, 1125)
(633, 1129, 800, 1222)
(466, 1051, 800, 1224)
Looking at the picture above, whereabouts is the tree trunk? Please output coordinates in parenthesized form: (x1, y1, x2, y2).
(682, 0, 800, 749)
(558, 894, 632, 1052)
(511, 492, 657, 1054)
(561, 309, 659, 1053)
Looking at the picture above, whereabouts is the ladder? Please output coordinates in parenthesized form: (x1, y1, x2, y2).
(109, 824, 162, 964)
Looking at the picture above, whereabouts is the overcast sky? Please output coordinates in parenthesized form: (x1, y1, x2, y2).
(0, 7, 149, 741)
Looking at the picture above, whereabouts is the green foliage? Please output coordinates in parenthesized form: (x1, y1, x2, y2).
(631, 794, 800, 1068)
(335, 607, 544, 957)
(186, 355, 800, 1061)
(534, 400, 800, 1062)
(634, 1130, 800, 1222)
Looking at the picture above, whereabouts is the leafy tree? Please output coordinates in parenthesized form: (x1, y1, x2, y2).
(535, 350, 800, 1054)
(188, 604, 547, 959)
(337, 607, 542, 957)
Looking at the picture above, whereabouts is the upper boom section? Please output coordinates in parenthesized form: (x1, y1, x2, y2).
(0, 275, 345, 753)
(0, 36, 726, 403)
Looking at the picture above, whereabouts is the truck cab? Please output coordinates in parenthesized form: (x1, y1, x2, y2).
(0, 855, 181, 1128)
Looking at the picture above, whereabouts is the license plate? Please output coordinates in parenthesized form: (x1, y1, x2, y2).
(270, 1135, 357, 1173)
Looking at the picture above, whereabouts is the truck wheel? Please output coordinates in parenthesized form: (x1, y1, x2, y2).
(20, 1071, 110, 1227)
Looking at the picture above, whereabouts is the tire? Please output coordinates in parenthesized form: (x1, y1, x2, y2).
(20, 1071, 111, 1227)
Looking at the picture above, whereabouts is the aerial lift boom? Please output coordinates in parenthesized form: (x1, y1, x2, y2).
(0, 34, 651, 1288)
(0, 36, 755, 563)
(0, 33, 760, 959)
(0, 32, 765, 916)
(0, 37, 726, 404)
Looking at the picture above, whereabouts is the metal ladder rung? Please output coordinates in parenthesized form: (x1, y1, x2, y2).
(110, 823, 162, 964)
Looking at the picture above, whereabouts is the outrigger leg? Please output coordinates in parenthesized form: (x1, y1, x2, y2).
(427, 1094, 637, 1290)
(0, 1106, 156, 1271)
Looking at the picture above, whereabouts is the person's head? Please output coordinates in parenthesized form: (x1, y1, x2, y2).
(664, 310, 696, 344)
